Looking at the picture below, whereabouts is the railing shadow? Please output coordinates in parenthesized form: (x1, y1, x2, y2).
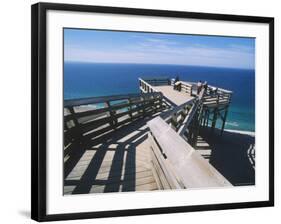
(64, 113, 159, 194)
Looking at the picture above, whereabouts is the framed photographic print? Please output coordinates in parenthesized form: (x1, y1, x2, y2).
(31, 2, 274, 222)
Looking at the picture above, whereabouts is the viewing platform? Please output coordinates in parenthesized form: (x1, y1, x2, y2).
(63, 77, 255, 194)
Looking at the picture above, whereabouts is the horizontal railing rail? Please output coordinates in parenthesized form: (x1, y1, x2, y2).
(139, 78, 160, 93)
(139, 77, 171, 86)
(203, 85, 232, 107)
(139, 78, 174, 107)
(178, 88, 205, 135)
(64, 92, 160, 107)
(64, 92, 164, 146)
(147, 116, 232, 190)
(178, 81, 193, 96)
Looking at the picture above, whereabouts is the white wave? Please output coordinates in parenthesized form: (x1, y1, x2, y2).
(226, 121, 239, 127)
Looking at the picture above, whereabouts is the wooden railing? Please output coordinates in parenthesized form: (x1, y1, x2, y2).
(160, 88, 205, 146)
(147, 85, 233, 189)
(139, 78, 159, 93)
(178, 81, 193, 96)
(177, 89, 205, 145)
(148, 117, 232, 189)
(139, 77, 206, 146)
(140, 77, 170, 87)
(64, 92, 164, 145)
(204, 85, 232, 107)
(139, 78, 174, 107)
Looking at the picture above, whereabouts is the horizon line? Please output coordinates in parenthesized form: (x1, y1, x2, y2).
(64, 60, 255, 70)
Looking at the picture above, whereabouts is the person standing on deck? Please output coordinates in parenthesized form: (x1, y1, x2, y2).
(197, 80, 203, 94)
(203, 81, 208, 91)
(174, 75, 181, 91)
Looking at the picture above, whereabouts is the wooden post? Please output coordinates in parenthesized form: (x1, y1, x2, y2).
(128, 98, 133, 120)
(106, 101, 117, 129)
(68, 107, 83, 142)
(171, 112, 178, 131)
(211, 93, 220, 132)
(211, 108, 218, 132)
(160, 95, 163, 111)
(206, 109, 210, 127)
(203, 109, 208, 127)
(220, 106, 229, 136)
(141, 96, 146, 117)
(192, 104, 204, 147)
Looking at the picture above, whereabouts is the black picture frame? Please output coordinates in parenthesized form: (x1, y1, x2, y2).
(31, 2, 274, 222)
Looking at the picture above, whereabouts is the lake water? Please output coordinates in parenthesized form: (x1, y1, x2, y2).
(64, 62, 255, 132)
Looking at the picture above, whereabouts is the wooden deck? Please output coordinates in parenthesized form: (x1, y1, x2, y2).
(153, 85, 194, 106)
(64, 77, 238, 194)
(64, 115, 159, 194)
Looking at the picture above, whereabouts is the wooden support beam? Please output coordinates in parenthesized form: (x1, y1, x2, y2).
(68, 107, 83, 142)
(211, 108, 218, 131)
(148, 117, 232, 188)
(220, 106, 229, 136)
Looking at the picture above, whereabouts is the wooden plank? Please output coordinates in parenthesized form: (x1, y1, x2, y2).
(67, 165, 151, 181)
(153, 85, 194, 106)
(135, 182, 158, 191)
(151, 147, 171, 190)
(65, 92, 161, 107)
(149, 133, 185, 189)
(178, 101, 198, 136)
(148, 117, 232, 188)
(65, 95, 162, 122)
(88, 175, 157, 193)
(150, 158, 164, 190)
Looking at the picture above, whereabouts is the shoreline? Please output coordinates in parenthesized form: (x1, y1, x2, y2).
(224, 128, 255, 137)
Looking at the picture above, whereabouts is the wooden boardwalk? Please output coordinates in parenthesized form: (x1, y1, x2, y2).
(64, 77, 238, 194)
(63, 83, 193, 194)
(64, 114, 159, 194)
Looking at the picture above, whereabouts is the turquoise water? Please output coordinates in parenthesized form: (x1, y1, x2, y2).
(64, 62, 255, 132)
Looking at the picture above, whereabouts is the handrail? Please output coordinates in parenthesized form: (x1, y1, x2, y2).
(148, 116, 232, 189)
(139, 78, 160, 93)
(164, 88, 205, 135)
(160, 98, 195, 122)
(64, 92, 162, 107)
(204, 85, 232, 106)
(179, 81, 193, 96)
(177, 88, 205, 143)
(140, 77, 170, 86)
(64, 92, 164, 145)
(139, 78, 206, 141)
(139, 78, 173, 108)
(208, 84, 233, 94)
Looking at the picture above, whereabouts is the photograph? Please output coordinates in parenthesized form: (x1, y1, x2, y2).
(63, 28, 256, 195)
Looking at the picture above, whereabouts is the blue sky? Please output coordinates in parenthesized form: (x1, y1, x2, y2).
(64, 28, 255, 69)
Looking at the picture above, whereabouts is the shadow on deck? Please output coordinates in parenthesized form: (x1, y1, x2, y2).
(196, 127, 255, 186)
(64, 113, 160, 195)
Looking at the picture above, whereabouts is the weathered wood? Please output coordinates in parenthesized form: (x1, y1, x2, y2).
(180, 81, 193, 96)
(65, 92, 161, 107)
(148, 133, 184, 189)
(64, 92, 164, 146)
(64, 130, 159, 194)
(148, 117, 232, 188)
(64, 76, 233, 194)
(153, 85, 194, 106)
(220, 106, 229, 135)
